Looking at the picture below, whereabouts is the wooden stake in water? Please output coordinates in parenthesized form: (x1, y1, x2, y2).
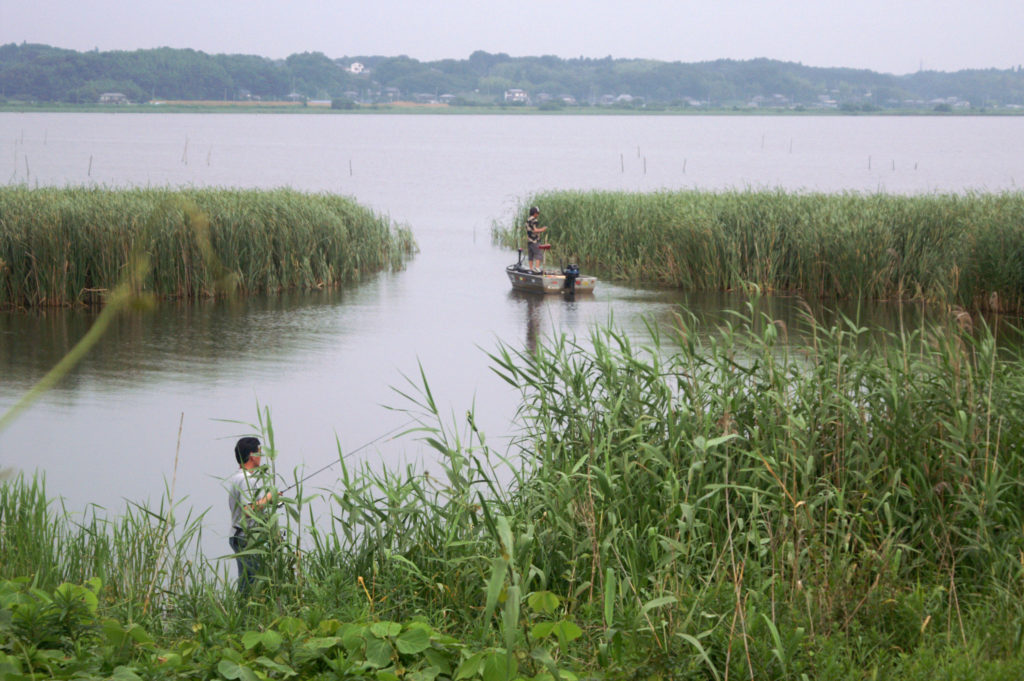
(349, 159, 353, 176)
(683, 159, 687, 174)
(181, 137, 189, 164)
(87, 155, 93, 177)
(620, 153, 624, 173)
(643, 157, 647, 175)
(868, 155, 872, 170)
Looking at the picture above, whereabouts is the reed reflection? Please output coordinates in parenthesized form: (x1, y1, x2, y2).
(0, 288, 366, 397)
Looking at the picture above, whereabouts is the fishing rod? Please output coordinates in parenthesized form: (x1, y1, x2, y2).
(277, 419, 417, 495)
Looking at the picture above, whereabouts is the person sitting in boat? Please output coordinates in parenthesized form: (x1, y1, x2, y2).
(526, 206, 548, 273)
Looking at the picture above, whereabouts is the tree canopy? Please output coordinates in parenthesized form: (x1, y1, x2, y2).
(2, 43, 1022, 110)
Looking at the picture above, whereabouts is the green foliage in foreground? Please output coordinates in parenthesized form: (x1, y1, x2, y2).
(4, 308, 1024, 678)
(0, 186, 416, 308)
(496, 190, 1024, 313)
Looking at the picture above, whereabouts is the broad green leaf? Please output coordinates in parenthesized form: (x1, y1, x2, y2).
(259, 629, 283, 652)
(395, 626, 431, 655)
(370, 620, 402, 638)
(155, 652, 182, 668)
(424, 647, 453, 674)
(364, 636, 393, 668)
(241, 631, 262, 650)
(483, 556, 508, 622)
(316, 618, 343, 636)
(482, 651, 518, 681)
(339, 624, 366, 651)
(255, 655, 297, 677)
(102, 618, 127, 646)
(217, 659, 260, 681)
(454, 652, 485, 680)
(303, 636, 342, 654)
(409, 667, 441, 681)
(501, 584, 521, 651)
(110, 666, 143, 681)
(527, 590, 559, 615)
(531, 621, 556, 639)
(496, 516, 514, 558)
(553, 619, 583, 643)
(278, 616, 307, 636)
(125, 623, 154, 646)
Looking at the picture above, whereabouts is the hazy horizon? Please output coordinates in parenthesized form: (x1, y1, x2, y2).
(2, 1, 1022, 77)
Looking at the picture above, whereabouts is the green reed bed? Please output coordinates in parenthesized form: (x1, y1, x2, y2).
(0, 186, 416, 308)
(496, 189, 1024, 312)
(4, 311, 1024, 678)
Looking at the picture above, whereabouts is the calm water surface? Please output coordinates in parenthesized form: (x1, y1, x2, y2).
(1, 113, 1022, 554)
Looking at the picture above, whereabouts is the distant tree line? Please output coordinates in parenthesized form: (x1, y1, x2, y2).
(2, 42, 1023, 110)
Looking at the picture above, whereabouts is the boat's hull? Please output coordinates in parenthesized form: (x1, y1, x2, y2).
(506, 266, 597, 294)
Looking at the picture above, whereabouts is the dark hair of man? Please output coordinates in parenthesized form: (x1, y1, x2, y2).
(529, 206, 540, 216)
(235, 437, 262, 465)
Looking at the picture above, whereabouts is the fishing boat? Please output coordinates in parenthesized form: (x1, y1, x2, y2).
(506, 249, 597, 294)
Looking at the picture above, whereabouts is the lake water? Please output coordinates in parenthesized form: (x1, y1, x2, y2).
(2, 112, 1023, 556)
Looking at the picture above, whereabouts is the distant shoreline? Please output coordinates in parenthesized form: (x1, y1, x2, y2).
(2, 101, 1021, 116)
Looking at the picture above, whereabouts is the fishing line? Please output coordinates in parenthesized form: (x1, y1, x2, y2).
(278, 418, 417, 494)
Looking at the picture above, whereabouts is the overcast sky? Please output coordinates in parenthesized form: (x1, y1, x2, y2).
(2, 0, 1022, 75)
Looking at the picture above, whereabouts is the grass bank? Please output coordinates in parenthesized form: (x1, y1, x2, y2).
(495, 189, 1024, 313)
(0, 186, 416, 308)
(3, 308, 1024, 678)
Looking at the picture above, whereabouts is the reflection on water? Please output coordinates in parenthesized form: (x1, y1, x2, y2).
(1, 288, 375, 394)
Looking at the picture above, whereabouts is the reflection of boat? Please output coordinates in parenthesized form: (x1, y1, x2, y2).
(506, 249, 597, 294)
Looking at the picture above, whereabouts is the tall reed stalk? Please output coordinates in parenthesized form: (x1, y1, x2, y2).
(0, 186, 416, 308)
(495, 189, 1024, 313)
(3, 309, 1024, 677)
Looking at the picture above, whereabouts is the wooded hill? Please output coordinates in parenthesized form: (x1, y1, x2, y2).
(2, 42, 1023, 111)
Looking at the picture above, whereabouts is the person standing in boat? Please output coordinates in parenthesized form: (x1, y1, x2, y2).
(526, 206, 548, 273)
(226, 436, 276, 595)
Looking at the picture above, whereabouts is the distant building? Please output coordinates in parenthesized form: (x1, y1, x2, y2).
(504, 89, 529, 103)
(98, 92, 128, 104)
(348, 62, 365, 74)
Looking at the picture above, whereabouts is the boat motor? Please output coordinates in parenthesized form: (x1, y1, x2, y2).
(562, 263, 580, 292)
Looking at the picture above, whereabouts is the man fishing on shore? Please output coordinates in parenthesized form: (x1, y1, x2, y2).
(226, 436, 276, 595)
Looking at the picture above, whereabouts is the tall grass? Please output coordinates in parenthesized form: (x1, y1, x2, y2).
(494, 189, 1024, 313)
(0, 186, 416, 308)
(3, 309, 1024, 677)
(0, 475, 209, 618)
